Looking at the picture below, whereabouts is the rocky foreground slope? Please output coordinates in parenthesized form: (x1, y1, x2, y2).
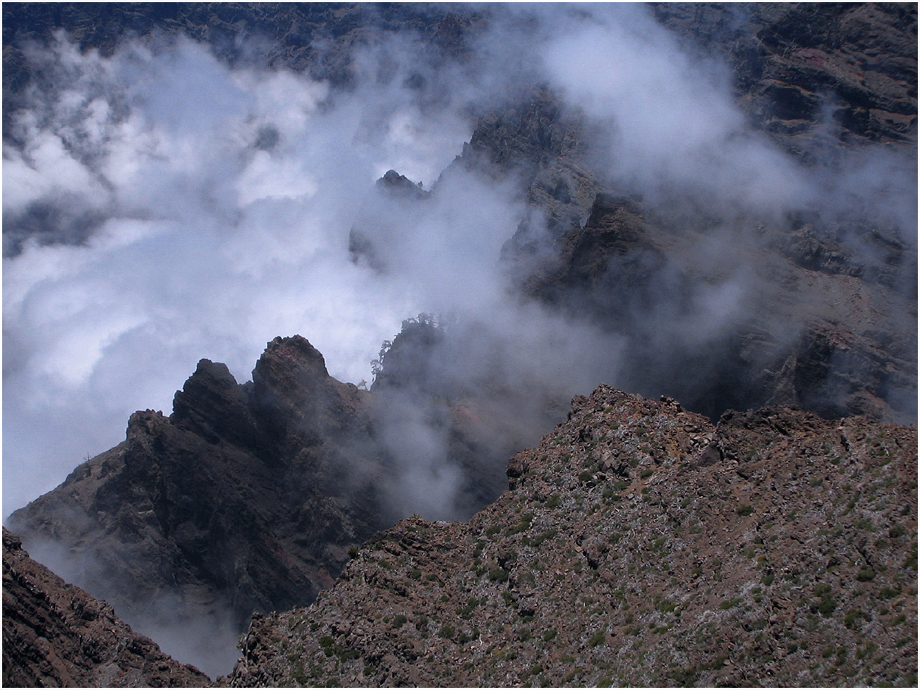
(2, 528, 210, 687)
(230, 386, 917, 687)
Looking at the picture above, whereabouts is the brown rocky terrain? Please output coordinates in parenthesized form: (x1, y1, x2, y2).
(2, 527, 211, 687)
(460, 2, 918, 424)
(652, 2, 918, 153)
(230, 385, 917, 687)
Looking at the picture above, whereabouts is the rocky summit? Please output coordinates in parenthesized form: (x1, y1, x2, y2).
(2, 528, 210, 687)
(229, 386, 917, 687)
(7, 336, 389, 645)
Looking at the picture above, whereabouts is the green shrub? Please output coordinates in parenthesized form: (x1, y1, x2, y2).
(889, 524, 907, 538)
(488, 568, 509, 583)
(640, 468, 654, 479)
(879, 585, 902, 599)
(844, 609, 864, 629)
(817, 596, 837, 616)
(736, 504, 755, 517)
(392, 614, 407, 628)
(438, 625, 455, 640)
(588, 629, 606, 646)
(719, 597, 742, 610)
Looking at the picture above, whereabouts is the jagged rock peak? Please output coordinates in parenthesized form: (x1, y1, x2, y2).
(376, 169, 428, 199)
(257, 335, 330, 377)
(2, 528, 212, 687)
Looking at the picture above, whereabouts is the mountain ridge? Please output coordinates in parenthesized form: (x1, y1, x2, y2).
(227, 384, 917, 687)
(2, 527, 212, 687)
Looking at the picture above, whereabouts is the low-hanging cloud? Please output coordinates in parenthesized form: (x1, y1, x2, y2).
(5, 2, 915, 518)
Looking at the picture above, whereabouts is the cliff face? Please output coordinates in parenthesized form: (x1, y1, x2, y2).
(466, 2, 918, 423)
(7, 336, 387, 638)
(5, 327, 533, 674)
(2, 528, 211, 687)
(229, 386, 918, 688)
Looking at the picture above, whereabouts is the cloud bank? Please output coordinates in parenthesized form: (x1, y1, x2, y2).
(5, 1, 916, 517)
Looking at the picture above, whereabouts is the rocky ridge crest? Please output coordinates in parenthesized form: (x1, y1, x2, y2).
(7, 336, 387, 639)
(230, 386, 917, 687)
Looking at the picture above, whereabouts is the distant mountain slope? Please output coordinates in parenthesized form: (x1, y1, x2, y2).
(7, 336, 389, 673)
(6, 328, 536, 674)
(2, 527, 211, 687)
(229, 386, 918, 687)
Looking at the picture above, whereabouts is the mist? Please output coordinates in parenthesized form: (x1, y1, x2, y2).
(3, 3, 915, 678)
(5, 0, 915, 525)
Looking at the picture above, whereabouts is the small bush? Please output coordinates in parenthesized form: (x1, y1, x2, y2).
(640, 468, 654, 479)
(488, 568, 509, 583)
(879, 585, 901, 599)
(438, 625, 455, 640)
(392, 614, 407, 628)
(889, 524, 907, 538)
(817, 596, 837, 616)
(844, 609, 864, 629)
(588, 629, 606, 647)
(737, 504, 755, 517)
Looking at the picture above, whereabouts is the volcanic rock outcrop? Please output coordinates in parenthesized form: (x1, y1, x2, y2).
(7, 336, 388, 638)
(6, 326, 538, 669)
(3, 3, 916, 685)
(2, 527, 211, 687)
(229, 386, 918, 687)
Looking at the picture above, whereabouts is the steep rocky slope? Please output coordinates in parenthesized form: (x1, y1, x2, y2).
(462, 1, 918, 423)
(2, 528, 211, 687)
(652, 2, 917, 153)
(6, 327, 536, 674)
(230, 386, 918, 687)
(7, 336, 388, 644)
